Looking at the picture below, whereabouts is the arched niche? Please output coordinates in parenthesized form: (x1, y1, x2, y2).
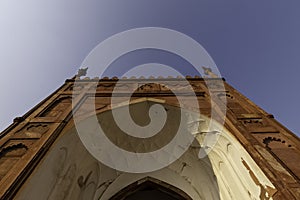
(15, 97, 275, 200)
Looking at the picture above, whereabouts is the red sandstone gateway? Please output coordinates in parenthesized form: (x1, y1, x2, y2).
(0, 74, 299, 199)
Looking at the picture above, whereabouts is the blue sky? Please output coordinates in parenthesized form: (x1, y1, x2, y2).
(0, 0, 299, 136)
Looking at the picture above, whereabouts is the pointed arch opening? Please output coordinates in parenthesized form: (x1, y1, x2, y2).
(109, 177, 192, 200)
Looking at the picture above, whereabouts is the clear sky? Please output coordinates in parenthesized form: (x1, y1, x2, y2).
(0, 0, 299, 136)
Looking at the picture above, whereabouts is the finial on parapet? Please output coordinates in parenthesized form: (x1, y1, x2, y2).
(202, 66, 219, 78)
(76, 67, 88, 78)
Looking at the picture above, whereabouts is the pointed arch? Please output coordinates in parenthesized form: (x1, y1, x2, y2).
(109, 177, 192, 200)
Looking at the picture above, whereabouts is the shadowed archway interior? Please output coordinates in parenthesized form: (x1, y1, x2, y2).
(109, 177, 192, 200)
